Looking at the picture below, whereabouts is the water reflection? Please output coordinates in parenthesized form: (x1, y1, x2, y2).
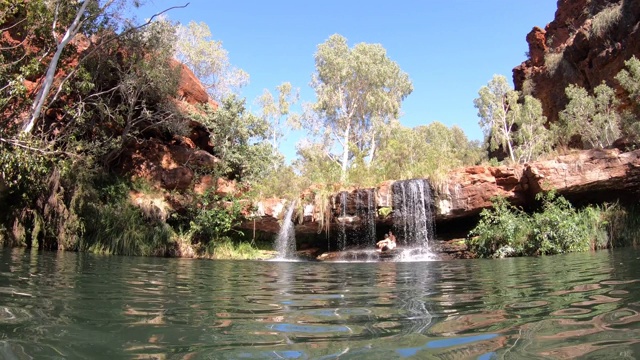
(0, 248, 638, 358)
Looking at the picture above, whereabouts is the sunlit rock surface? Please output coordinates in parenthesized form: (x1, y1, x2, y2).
(244, 149, 640, 240)
(513, 0, 640, 125)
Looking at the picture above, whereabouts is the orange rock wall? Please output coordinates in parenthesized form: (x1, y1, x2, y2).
(513, 0, 640, 125)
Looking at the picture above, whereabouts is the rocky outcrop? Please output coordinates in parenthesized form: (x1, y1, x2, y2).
(513, 0, 640, 125)
(1, 13, 222, 196)
(244, 149, 640, 238)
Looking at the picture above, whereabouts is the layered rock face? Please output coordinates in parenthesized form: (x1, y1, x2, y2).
(245, 148, 640, 238)
(513, 0, 640, 124)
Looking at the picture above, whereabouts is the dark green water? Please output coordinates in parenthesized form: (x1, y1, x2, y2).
(0, 248, 639, 359)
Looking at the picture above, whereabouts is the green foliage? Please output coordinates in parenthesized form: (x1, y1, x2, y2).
(294, 141, 342, 187)
(545, 50, 580, 79)
(206, 238, 262, 259)
(249, 163, 306, 200)
(513, 95, 551, 163)
(544, 50, 567, 75)
(590, 3, 622, 38)
(468, 192, 613, 258)
(558, 82, 621, 148)
(373, 121, 485, 183)
(77, 178, 173, 256)
(304, 33, 413, 181)
(0, 145, 174, 256)
(615, 56, 640, 138)
(292, 119, 486, 190)
(1, 2, 270, 259)
(0, 137, 54, 206)
(189, 96, 274, 183)
(257, 82, 299, 151)
(602, 203, 640, 248)
(616, 56, 640, 103)
(474, 75, 519, 162)
(186, 190, 244, 244)
(378, 207, 392, 218)
(474, 75, 551, 164)
(174, 21, 249, 101)
(467, 197, 531, 258)
(86, 19, 184, 165)
(528, 192, 595, 254)
(81, 201, 173, 256)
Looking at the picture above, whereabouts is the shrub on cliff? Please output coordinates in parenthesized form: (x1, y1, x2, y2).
(474, 75, 551, 164)
(556, 82, 621, 149)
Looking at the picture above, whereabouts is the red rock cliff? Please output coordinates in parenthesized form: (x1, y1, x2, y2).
(513, 0, 640, 125)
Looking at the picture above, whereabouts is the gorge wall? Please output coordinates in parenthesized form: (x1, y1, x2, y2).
(513, 0, 640, 125)
(244, 148, 640, 243)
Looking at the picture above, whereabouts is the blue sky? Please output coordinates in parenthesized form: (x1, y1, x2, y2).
(136, 1, 558, 161)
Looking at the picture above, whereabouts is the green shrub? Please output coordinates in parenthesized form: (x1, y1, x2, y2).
(378, 207, 392, 218)
(207, 237, 262, 259)
(467, 197, 531, 257)
(604, 203, 640, 248)
(187, 192, 243, 242)
(468, 192, 615, 258)
(529, 192, 594, 254)
(590, 4, 623, 38)
(544, 50, 565, 75)
(78, 180, 174, 256)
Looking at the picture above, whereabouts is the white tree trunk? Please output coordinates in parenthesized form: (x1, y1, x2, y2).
(366, 132, 376, 167)
(340, 122, 350, 182)
(23, 0, 91, 134)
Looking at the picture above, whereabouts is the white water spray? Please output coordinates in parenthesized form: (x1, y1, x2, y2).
(274, 201, 297, 259)
(392, 179, 436, 259)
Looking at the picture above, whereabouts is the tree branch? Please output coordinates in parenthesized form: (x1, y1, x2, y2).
(0, 137, 81, 158)
(24, 2, 190, 134)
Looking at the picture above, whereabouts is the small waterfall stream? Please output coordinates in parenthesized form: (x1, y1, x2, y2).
(392, 179, 435, 251)
(355, 189, 376, 248)
(336, 191, 348, 251)
(274, 201, 297, 259)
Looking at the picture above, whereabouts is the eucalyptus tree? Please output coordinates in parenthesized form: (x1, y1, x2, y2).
(374, 121, 483, 182)
(305, 34, 412, 182)
(188, 96, 273, 183)
(615, 56, 640, 137)
(559, 82, 621, 149)
(512, 95, 550, 163)
(99, 19, 182, 165)
(475, 75, 552, 164)
(24, 0, 110, 133)
(14, 0, 188, 134)
(474, 75, 519, 163)
(257, 82, 299, 151)
(174, 21, 249, 101)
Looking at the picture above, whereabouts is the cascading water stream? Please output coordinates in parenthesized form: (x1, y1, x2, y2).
(274, 200, 297, 259)
(392, 179, 435, 256)
(355, 189, 377, 248)
(336, 191, 348, 251)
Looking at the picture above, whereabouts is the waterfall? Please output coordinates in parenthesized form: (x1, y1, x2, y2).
(392, 179, 435, 249)
(336, 191, 348, 251)
(274, 201, 297, 259)
(355, 189, 376, 247)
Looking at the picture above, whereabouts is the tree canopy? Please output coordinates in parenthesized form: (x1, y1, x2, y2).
(174, 21, 249, 101)
(475, 75, 550, 164)
(302, 34, 413, 182)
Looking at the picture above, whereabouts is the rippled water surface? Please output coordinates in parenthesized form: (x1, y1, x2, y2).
(1, 248, 640, 359)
